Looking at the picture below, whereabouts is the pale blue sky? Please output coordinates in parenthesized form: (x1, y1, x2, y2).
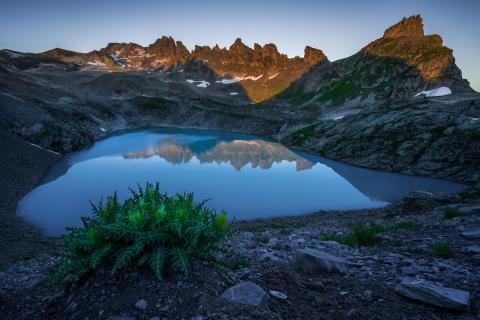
(0, 0, 478, 90)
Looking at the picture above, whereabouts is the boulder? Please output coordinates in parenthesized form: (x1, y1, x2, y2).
(395, 278, 470, 311)
(294, 248, 347, 274)
(134, 299, 148, 311)
(221, 282, 269, 309)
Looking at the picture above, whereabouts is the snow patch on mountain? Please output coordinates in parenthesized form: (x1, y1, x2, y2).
(414, 87, 451, 97)
(187, 79, 210, 88)
(216, 74, 263, 84)
(109, 54, 125, 67)
(268, 72, 279, 80)
(87, 61, 106, 67)
(216, 78, 238, 84)
(236, 74, 263, 81)
(29, 143, 61, 155)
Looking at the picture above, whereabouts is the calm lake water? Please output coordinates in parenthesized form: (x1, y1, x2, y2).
(18, 128, 467, 236)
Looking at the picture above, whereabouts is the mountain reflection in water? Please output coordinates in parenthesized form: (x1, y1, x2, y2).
(18, 128, 467, 236)
(123, 138, 315, 171)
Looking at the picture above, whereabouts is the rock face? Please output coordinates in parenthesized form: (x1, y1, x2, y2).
(395, 278, 470, 311)
(221, 282, 269, 309)
(281, 96, 480, 184)
(294, 248, 347, 274)
(383, 15, 424, 38)
(362, 15, 463, 85)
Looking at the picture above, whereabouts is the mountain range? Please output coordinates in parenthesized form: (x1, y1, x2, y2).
(0, 15, 478, 184)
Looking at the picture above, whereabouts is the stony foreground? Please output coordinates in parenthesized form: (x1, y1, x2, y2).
(1, 190, 479, 319)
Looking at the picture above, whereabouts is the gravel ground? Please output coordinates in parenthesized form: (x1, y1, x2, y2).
(0, 132, 60, 266)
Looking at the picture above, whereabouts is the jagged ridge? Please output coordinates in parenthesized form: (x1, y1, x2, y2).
(41, 37, 327, 102)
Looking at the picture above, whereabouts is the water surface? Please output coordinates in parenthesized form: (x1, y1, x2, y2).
(18, 128, 467, 236)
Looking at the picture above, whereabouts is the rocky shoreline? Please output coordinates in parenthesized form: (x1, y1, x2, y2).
(0, 131, 479, 319)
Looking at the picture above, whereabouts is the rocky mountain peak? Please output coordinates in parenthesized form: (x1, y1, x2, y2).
(383, 15, 424, 39)
(148, 36, 177, 55)
(359, 15, 467, 84)
(41, 48, 79, 58)
(229, 38, 251, 54)
(175, 41, 190, 58)
(304, 46, 327, 64)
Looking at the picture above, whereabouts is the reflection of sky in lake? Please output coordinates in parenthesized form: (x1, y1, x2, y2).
(17, 128, 467, 236)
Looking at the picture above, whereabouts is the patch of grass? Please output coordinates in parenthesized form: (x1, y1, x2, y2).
(387, 221, 420, 231)
(323, 223, 384, 246)
(52, 183, 231, 285)
(459, 188, 480, 202)
(442, 208, 465, 220)
(215, 249, 251, 271)
(317, 79, 363, 105)
(322, 220, 420, 246)
(432, 243, 452, 258)
(133, 96, 178, 111)
(254, 234, 269, 244)
(289, 125, 318, 146)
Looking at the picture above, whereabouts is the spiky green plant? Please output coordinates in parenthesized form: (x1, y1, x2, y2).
(53, 183, 231, 284)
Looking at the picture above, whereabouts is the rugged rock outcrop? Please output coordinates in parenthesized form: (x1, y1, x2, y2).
(275, 15, 472, 110)
(362, 15, 466, 87)
(281, 96, 480, 184)
(383, 15, 424, 38)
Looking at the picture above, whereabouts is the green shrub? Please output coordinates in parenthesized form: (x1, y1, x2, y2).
(323, 223, 384, 246)
(432, 243, 452, 258)
(53, 183, 231, 284)
(459, 188, 480, 202)
(442, 208, 464, 220)
(323, 220, 420, 246)
(387, 221, 420, 231)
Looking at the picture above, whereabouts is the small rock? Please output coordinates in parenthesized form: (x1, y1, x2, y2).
(461, 229, 480, 239)
(363, 290, 373, 302)
(221, 281, 269, 309)
(267, 237, 278, 248)
(134, 299, 148, 311)
(66, 301, 78, 314)
(294, 248, 347, 274)
(306, 281, 325, 292)
(458, 205, 480, 213)
(465, 245, 480, 254)
(395, 277, 470, 311)
(292, 238, 306, 248)
(269, 290, 287, 300)
(400, 266, 417, 276)
(260, 251, 282, 262)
